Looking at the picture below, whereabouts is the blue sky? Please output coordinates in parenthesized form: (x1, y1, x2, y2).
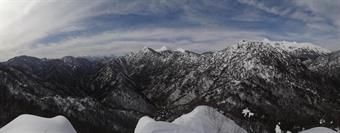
(0, 0, 339, 60)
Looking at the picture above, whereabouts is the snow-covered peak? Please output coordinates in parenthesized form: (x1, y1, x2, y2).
(135, 106, 247, 133)
(175, 48, 187, 53)
(140, 46, 159, 54)
(142, 46, 153, 52)
(155, 46, 187, 53)
(262, 38, 331, 54)
(156, 46, 171, 52)
(0, 114, 77, 133)
(239, 40, 248, 44)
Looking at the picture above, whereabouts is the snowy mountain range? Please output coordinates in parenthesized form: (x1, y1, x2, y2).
(0, 40, 339, 133)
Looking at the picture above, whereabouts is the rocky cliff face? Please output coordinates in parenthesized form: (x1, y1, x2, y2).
(0, 40, 339, 133)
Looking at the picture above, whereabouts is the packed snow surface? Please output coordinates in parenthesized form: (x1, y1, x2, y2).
(299, 127, 337, 133)
(0, 114, 77, 133)
(135, 106, 247, 133)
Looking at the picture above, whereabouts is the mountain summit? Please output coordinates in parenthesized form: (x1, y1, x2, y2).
(0, 40, 339, 133)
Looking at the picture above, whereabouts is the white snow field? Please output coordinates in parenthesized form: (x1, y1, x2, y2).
(299, 127, 337, 133)
(0, 114, 77, 133)
(135, 106, 248, 133)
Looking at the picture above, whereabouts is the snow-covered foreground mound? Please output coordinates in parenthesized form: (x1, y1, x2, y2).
(0, 114, 77, 133)
(135, 106, 247, 133)
(299, 127, 337, 133)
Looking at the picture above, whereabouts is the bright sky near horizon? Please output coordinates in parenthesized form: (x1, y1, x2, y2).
(0, 0, 339, 60)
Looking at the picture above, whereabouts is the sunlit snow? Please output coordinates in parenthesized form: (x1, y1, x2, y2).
(0, 114, 77, 133)
(242, 108, 254, 118)
(135, 106, 247, 133)
(299, 127, 337, 133)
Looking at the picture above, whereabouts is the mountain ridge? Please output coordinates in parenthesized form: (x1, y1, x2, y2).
(0, 40, 339, 133)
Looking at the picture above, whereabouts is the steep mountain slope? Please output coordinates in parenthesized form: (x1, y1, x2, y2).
(5, 56, 100, 96)
(0, 40, 339, 133)
(307, 51, 340, 83)
(124, 42, 340, 132)
(0, 57, 155, 133)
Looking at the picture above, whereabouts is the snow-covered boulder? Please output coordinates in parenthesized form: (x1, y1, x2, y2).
(0, 114, 77, 133)
(299, 127, 337, 133)
(135, 106, 247, 133)
(135, 116, 198, 133)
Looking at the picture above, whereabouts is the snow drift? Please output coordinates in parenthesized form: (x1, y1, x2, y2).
(135, 106, 247, 133)
(299, 127, 337, 133)
(0, 114, 77, 133)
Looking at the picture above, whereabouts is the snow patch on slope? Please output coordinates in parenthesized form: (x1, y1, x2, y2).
(156, 46, 171, 52)
(154, 46, 188, 53)
(0, 114, 77, 133)
(242, 108, 254, 118)
(135, 106, 247, 133)
(175, 48, 186, 53)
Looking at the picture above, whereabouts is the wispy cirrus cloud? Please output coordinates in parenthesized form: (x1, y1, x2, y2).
(238, 0, 340, 31)
(0, 0, 339, 61)
(20, 28, 267, 58)
(0, 0, 108, 59)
